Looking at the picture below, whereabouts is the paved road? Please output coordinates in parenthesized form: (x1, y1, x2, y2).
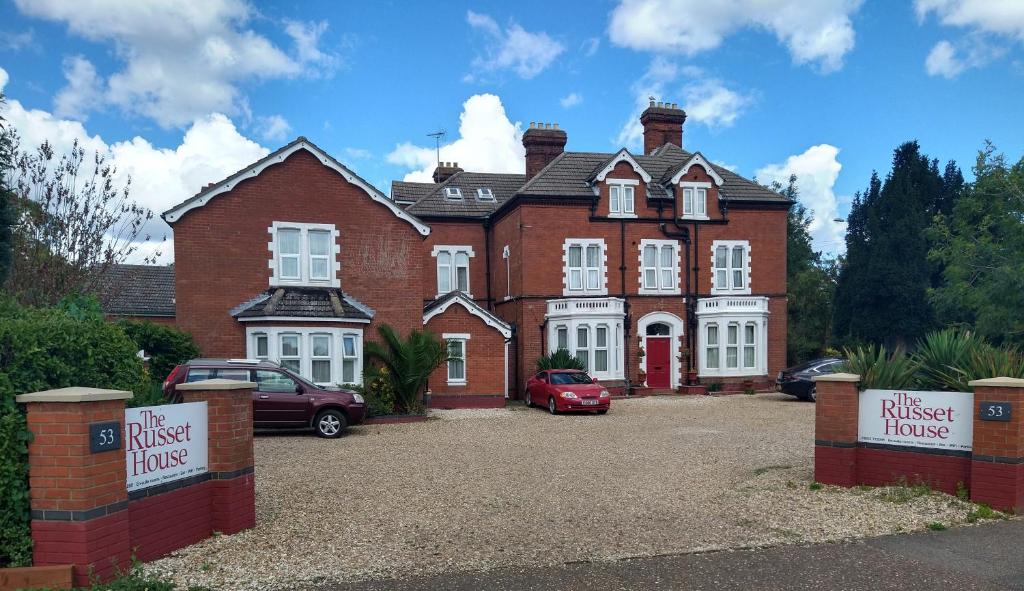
(317, 520, 1024, 591)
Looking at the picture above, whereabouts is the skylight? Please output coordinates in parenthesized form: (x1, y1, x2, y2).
(444, 187, 463, 200)
(476, 188, 495, 201)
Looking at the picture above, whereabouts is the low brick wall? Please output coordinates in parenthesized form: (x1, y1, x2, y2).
(813, 374, 1024, 512)
(17, 380, 257, 586)
(429, 394, 505, 409)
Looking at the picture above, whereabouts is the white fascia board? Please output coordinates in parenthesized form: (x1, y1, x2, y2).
(669, 152, 725, 187)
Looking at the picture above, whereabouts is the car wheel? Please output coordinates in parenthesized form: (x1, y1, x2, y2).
(548, 397, 558, 415)
(314, 409, 346, 438)
(597, 409, 608, 415)
(806, 386, 817, 402)
(524, 388, 533, 407)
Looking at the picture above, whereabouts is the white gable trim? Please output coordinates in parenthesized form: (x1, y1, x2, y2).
(669, 152, 725, 187)
(163, 140, 431, 236)
(423, 293, 513, 338)
(592, 149, 652, 183)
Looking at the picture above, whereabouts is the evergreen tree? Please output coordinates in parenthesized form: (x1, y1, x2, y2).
(0, 93, 13, 286)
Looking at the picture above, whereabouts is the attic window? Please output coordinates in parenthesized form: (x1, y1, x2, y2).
(476, 188, 495, 201)
(444, 187, 463, 200)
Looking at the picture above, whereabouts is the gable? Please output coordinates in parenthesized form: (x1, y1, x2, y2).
(162, 138, 430, 236)
(423, 292, 513, 338)
(667, 152, 725, 187)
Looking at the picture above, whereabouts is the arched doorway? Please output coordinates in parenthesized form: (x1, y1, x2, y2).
(637, 312, 685, 389)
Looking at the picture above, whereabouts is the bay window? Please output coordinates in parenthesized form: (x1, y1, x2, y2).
(310, 334, 332, 383)
(545, 298, 625, 381)
(575, 326, 589, 370)
(696, 298, 768, 377)
(342, 335, 358, 383)
(246, 327, 363, 385)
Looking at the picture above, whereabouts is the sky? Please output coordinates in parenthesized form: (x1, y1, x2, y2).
(1, 0, 1022, 262)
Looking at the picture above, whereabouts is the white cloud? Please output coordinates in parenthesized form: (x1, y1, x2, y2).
(615, 59, 753, 149)
(608, 0, 863, 73)
(2, 69, 269, 263)
(387, 94, 524, 182)
(756, 144, 845, 253)
(560, 92, 583, 108)
(256, 114, 292, 142)
(581, 37, 600, 57)
(466, 11, 565, 79)
(1, 29, 35, 51)
(917, 0, 1022, 77)
(15, 0, 338, 128)
(0, 67, 8, 93)
(284, 19, 341, 75)
(343, 147, 372, 160)
(53, 55, 103, 120)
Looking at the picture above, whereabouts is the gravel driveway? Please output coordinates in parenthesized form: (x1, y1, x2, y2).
(148, 394, 997, 590)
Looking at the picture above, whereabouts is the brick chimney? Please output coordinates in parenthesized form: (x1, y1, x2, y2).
(640, 101, 687, 155)
(522, 122, 567, 180)
(432, 162, 463, 183)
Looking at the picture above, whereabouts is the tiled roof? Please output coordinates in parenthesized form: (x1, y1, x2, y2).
(232, 287, 374, 321)
(391, 181, 436, 204)
(403, 171, 526, 218)
(518, 143, 789, 204)
(99, 264, 176, 317)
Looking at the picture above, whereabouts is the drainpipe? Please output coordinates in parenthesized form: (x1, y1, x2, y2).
(484, 220, 493, 311)
(504, 338, 510, 399)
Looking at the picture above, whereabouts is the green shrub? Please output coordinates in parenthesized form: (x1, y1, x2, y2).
(346, 366, 397, 417)
(912, 328, 985, 391)
(0, 296, 149, 566)
(839, 345, 918, 390)
(536, 348, 586, 371)
(363, 324, 447, 413)
(117, 320, 200, 387)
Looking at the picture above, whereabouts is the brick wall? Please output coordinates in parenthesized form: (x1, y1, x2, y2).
(171, 149, 425, 358)
(425, 303, 507, 401)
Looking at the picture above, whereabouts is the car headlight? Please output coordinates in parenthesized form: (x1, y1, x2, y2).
(599, 389, 610, 397)
(560, 391, 578, 399)
(351, 392, 365, 404)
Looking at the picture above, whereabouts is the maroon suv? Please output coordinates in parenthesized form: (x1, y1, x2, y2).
(163, 359, 366, 438)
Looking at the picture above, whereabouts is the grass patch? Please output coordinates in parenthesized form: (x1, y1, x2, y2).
(753, 464, 793, 476)
(879, 479, 933, 504)
(927, 521, 947, 531)
(809, 482, 823, 491)
(966, 504, 1005, 523)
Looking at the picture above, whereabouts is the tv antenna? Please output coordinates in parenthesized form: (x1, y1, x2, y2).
(427, 130, 446, 169)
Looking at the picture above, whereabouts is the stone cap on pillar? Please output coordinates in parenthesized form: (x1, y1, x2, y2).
(812, 372, 861, 383)
(177, 378, 257, 391)
(15, 387, 134, 403)
(968, 377, 1024, 388)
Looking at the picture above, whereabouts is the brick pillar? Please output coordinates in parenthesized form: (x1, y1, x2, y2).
(177, 379, 257, 534)
(813, 373, 861, 487)
(16, 387, 133, 587)
(968, 377, 1024, 513)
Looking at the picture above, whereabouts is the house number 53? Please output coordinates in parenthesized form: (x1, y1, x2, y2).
(89, 422, 122, 453)
(980, 402, 1011, 422)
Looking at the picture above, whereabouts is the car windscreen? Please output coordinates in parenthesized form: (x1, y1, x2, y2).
(549, 372, 594, 385)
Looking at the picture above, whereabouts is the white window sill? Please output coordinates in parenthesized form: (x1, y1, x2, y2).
(563, 289, 609, 297)
(680, 215, 710, 221)
(608, 213, 638, 219)
(638, 288, 682, 296)
(699, 369, 764, 378)
(446, 381, 467, 387)
(272, 279, 338, 288)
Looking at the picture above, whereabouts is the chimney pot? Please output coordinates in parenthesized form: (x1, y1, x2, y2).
(640, 102, 687, 155)
(530, 121, 535, 128)
(649, 99, 655, 107)
(522, 122, 568, 180)
(432, 161, 463, 183)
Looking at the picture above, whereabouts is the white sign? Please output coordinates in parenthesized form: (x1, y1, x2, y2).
(125, 402, 208, 492)
(858, 389, 973, 451)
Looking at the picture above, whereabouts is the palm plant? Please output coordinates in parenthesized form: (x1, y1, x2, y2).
(363, 324, 448, 413)
(912, 329, 985, 391)
(537, 348, 586, 371)
(839, 345, 918, 390)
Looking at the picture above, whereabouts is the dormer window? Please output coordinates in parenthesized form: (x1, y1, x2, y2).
(680, 182, 710, 220)
(444, 187, 463, 200)
(608, 181, 637, 217)
(476, 188, 495, 201)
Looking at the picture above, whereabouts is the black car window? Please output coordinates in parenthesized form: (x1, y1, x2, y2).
(185, 368, 215, 382)
(255, 370, 298, 393)
(550, 373, 594, 385)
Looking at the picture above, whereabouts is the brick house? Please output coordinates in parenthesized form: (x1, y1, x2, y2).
(163, 100, 790, 406)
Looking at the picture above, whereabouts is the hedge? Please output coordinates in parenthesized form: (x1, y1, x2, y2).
(117, 320, 199, 387)
(0, 295, 149, 567)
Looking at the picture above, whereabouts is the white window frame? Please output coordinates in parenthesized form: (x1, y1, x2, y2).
(608, 179, 638, 218)
(279, 333, 302, 374)
(268, 222, 340, 287)
(444, 187, 463, 200)
(545, 312, 625, 381)
(710, 240, 752, 295)
(310, 333, 333, 384)
(443, 333, 470, 386)
(431, 245, 475, 298)
(341, 334, 359, 384)
(696, 314, 767, 378)
(562, 239, 608, 296)
(252, 333, 269, 361)
(637, 239, 681, 295)
(476, 188, 495, 201)
(245, 327, 363, 386)
(680, 181, 711, 220)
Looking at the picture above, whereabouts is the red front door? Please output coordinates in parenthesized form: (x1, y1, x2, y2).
(646, 337, 671, 389)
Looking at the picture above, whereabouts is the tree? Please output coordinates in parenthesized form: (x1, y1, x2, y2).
(833, 142, 955, 348)
(363, 324, 448, 413)
(0, 93, 13, 285)
(929, 142, 1024, 346)
(5, 137, 162, 307)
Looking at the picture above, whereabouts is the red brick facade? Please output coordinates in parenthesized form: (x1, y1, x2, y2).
(166, 107, 789, 406)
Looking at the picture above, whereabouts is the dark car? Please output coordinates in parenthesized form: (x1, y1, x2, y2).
(524, 369, 611, 414)
(777, 357, 845, 401)
(163, 358, 366, 437)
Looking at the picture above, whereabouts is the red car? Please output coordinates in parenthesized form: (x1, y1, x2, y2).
(524, 369, 611, 414)
(163, 358, 366, 438)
